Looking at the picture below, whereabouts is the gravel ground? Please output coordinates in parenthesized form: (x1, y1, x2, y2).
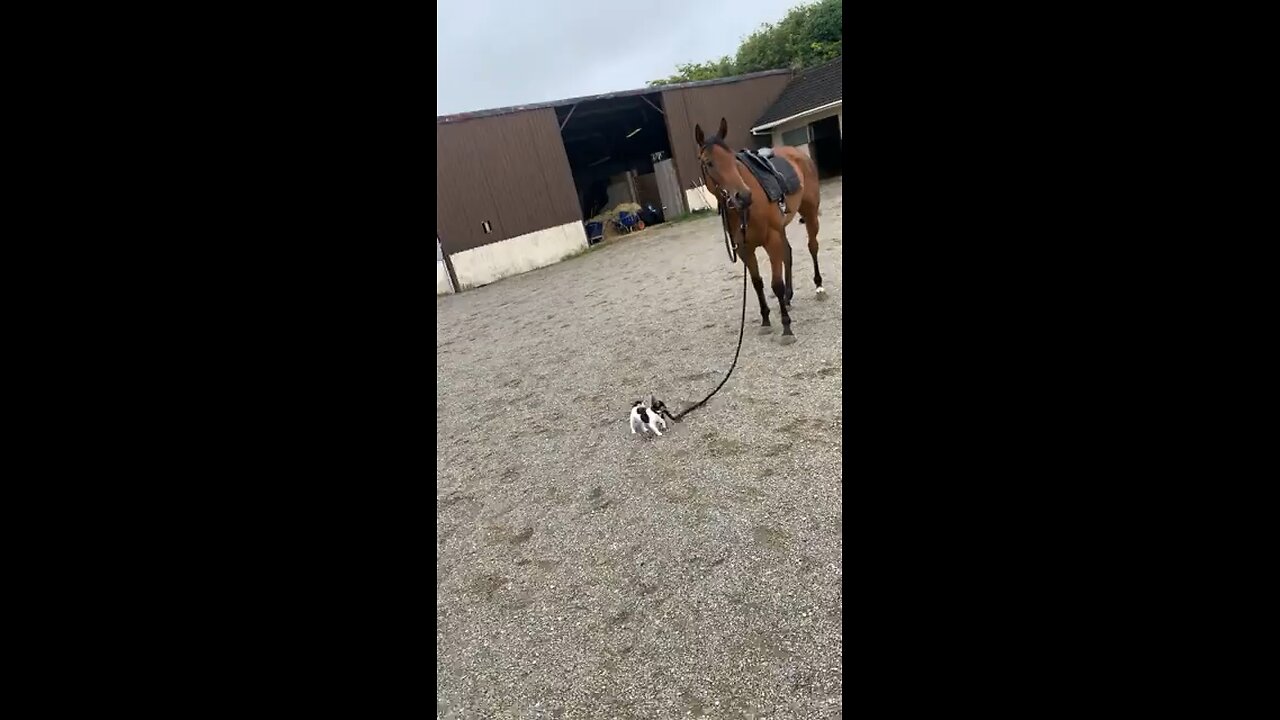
(437, 179, 843, 720)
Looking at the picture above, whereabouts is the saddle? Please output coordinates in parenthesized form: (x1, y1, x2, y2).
(735, 149, 802, 213)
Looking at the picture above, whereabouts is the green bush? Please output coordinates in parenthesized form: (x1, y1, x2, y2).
(647, 0, 841, 86)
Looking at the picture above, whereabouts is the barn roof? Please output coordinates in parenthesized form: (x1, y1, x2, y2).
(751, 57, 843, 133)
(436, 69, 793, 124)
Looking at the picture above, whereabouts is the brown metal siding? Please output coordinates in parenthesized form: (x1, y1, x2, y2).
(436, 108, 581, 254)
(662, 73, 793, 192)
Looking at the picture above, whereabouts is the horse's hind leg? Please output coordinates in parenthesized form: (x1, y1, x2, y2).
(765, 240, 795, 344)
(799, 201, 826, 301)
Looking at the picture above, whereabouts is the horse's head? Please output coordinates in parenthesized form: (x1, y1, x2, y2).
(695, 117, 752, 211)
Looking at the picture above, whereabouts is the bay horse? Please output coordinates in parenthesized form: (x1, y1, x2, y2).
(695, 117, 825, 345)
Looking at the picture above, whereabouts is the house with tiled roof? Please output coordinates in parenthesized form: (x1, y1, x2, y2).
(751, 56, 842, 177)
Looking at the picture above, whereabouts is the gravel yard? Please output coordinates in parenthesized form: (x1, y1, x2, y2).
(437, 178, 844, 719)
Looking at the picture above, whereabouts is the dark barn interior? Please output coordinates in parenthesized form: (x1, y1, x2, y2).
(810, 115, 842, 179)
(555, 94, 673, 222)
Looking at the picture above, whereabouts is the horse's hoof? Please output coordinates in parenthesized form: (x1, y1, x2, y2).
(815, 287, 828, 301)
(757, 326, 773, 336)
(779, 334, 797, 345)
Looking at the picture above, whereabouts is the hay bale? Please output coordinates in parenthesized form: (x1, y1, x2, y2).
(589, 202, 643, 225)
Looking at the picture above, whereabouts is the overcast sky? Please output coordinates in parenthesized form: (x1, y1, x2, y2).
(437, 0, 800, 116)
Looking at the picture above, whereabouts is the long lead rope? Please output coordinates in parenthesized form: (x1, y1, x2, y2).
(671, 193, 750, 422)
(673, 264, 746, 421)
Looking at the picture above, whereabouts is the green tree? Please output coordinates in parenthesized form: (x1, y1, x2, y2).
(648, 0, 841, 86)
(647, 55, 738, 87)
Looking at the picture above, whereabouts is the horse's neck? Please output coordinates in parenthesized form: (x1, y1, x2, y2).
(710, 154, 757, 232)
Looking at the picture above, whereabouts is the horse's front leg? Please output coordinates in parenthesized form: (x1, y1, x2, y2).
(764, 239, 794, 344)
(781, 226, 795, 305)
(743, 249, 772, 335)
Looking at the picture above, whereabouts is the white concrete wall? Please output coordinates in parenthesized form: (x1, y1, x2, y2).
(449, 221, 588, 289)
(437, 260, 453, 295)
(764, 140, 812, 157)
(770, 103, 843, 148)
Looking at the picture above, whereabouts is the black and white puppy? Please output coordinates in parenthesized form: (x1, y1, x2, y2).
(630, 396, 670, 436)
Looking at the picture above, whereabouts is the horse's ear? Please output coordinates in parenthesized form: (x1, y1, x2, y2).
(694, 123, 704, 146)
(718, 117, 728, 139)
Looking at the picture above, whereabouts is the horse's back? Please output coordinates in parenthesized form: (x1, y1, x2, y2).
(770, 146, 819, 194)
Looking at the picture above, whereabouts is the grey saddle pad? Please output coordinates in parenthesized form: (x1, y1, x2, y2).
(736, 149, 802, 204)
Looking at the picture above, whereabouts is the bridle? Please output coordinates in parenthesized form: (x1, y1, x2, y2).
(699, 145, 750, 264)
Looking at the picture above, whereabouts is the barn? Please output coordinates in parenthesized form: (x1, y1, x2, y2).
(751, 56, 843, 180)
(437, 68, 823, 293)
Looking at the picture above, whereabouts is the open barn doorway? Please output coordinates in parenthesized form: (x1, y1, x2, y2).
(555, 93, 682, 237)
(810, 115, 842, 179)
